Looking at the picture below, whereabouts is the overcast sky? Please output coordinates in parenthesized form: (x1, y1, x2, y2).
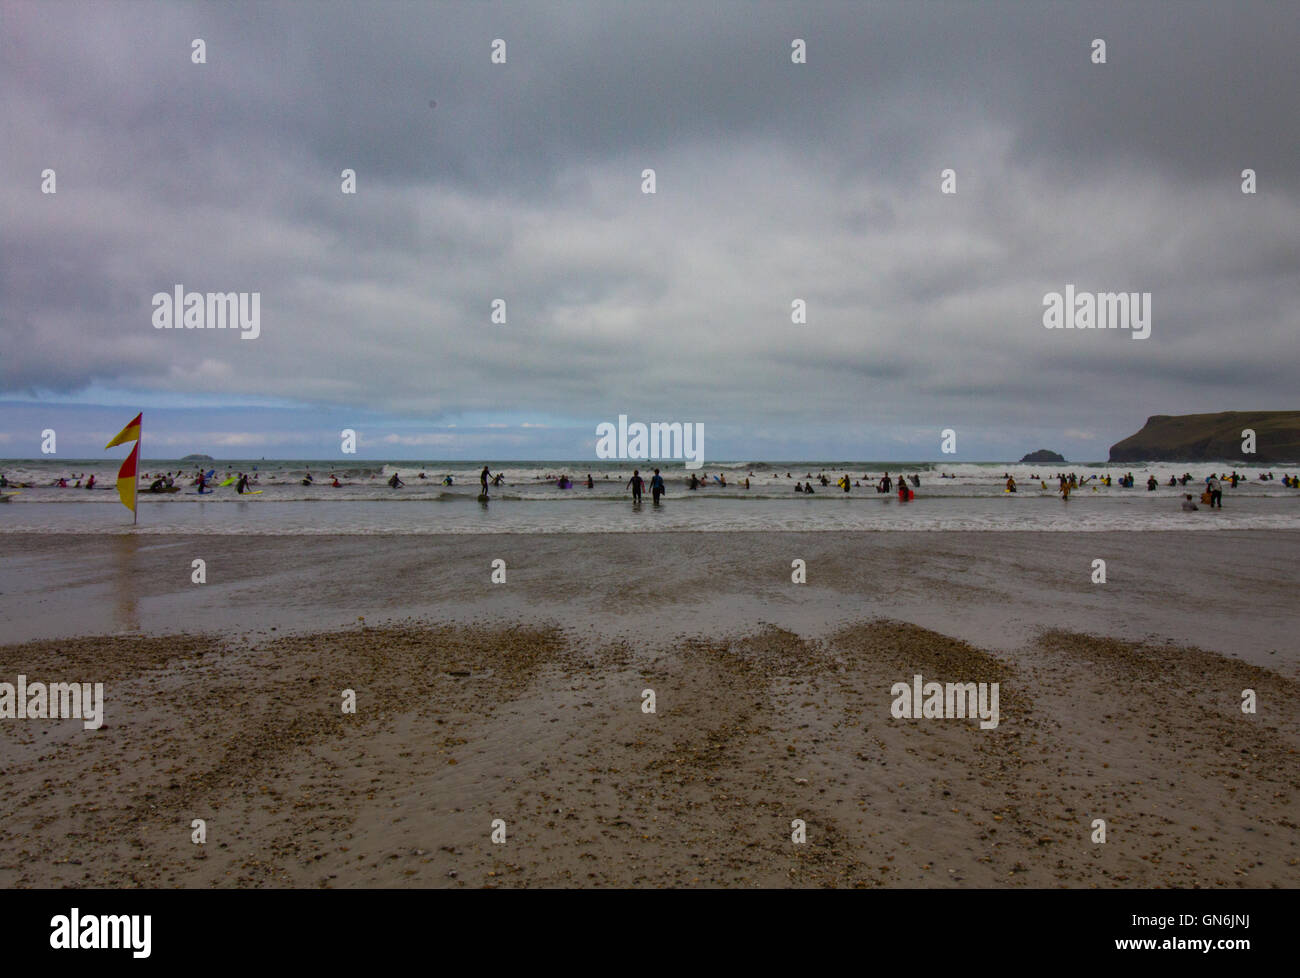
(2, 0, 1297, 461)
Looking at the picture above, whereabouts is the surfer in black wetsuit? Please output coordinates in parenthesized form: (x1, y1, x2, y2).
(480, 465, 491, 496)
(236, 473, 250, 493)
(627, 470, 644, 503)
(388, 472, 404, 488)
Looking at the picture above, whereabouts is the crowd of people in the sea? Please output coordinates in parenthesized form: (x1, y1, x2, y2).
(6, 464, 1298, 510)
(0, 467, 266, 493)
(163, 467, 263, 494)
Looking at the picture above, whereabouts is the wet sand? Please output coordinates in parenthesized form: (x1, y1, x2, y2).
(0, 531, 1296, 887)
(3, 531, 1298, 669)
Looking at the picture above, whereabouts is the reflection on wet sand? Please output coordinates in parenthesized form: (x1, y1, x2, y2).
(108, 533, 141, 633)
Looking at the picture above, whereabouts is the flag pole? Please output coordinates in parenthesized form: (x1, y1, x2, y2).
(134, 415, 140, 525)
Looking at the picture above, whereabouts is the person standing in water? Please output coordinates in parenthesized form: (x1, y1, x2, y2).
(480, 465, 492, 496)
(650, 468, 665, 505)
(627, 469, 644, 504)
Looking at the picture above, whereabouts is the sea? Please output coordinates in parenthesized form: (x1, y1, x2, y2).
(1, 458, 1297, 534)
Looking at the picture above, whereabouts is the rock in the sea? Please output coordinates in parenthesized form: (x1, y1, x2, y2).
(1019, 449, 1066, 463)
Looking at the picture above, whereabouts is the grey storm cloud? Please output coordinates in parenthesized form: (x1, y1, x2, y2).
(2, 0, 1297, 459)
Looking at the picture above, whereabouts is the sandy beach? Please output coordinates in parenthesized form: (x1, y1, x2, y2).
(1, 531, 1296, 888)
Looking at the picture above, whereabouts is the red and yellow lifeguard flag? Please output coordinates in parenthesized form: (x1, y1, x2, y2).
(105, 412, 142, 449)
(105, 412, 142, 516)
(116, 442, 139, 514)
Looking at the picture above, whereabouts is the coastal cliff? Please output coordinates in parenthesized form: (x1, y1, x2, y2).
(1109, 412, 1300, 463)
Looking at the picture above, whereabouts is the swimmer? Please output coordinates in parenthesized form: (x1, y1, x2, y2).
(388, 472, 404, 489)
